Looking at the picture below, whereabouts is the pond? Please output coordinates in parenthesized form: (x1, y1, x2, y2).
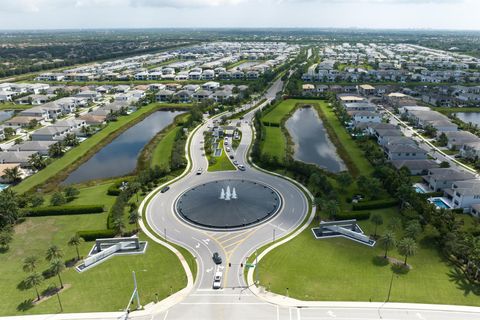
(62, 110, 184, 185)
(0, 110, 14, 123)
(285, 106, 346, 173)
(455, 112, 480, 127)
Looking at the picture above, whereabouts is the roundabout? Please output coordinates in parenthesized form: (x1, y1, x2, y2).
(175, 179, 282, 230)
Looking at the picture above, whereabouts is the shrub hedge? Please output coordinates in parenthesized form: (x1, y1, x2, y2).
(107, 185, 121, 196)
(352, 198, 398, 211)
(77, 229, 116, 241)
(337, 211, 371, 220)
(24, 205, 104, 217)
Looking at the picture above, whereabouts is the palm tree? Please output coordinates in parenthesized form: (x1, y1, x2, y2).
(128, 210, 141, 231)
(48, 142, 64, 158)
(397, 237, 417, 266)
(23, 256, 39, 273)
(28, 153, 47, 171)
(63, 133, 79, 147)
(68, 234, 83, 261)
(50, 259, 65, 288)
(112, 217, 125, 235)
(25, 272, 43, 301)
(371, 214, 384, 238)
(336, 172, 353, 191)
(2, 166, 22, 184)
(45, 245, 63, 263)
(379, 231, 396, 259)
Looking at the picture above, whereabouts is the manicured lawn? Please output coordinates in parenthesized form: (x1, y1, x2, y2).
(151, 126, 180, 169)
(262, 99, 315, 125)
(261, 126, 287, 160)
(12, 103, 187, 194)
(435, 107, 480, 114)
(0, 102, 30, 111)
(315, 101, 373, 176)
(0, 183, 187, 316)
(256, 208, 480, 306)
(208, 139, 236, 172)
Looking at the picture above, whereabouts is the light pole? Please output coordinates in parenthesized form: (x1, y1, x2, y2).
(132, 271, 141, 310)
(273, 228, 276, 243)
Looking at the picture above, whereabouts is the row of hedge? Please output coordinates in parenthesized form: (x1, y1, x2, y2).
(337, 211, 371, 221)
(23, 205, 105, 217)
(77, 229, 116, 241)
(352, 198, 399, 211)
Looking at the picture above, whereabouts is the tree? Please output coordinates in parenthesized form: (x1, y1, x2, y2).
(379, 231, 396, 259)
(336, 172, 353, 191)
(438, 132, 448, 147)
(45, 244, 63, 263)
(68, 234, 83, 260)
(0, 189, 20, 229)
(1, 166, 22, 184)
(30, 194, 45, 207)
(0, 229, 13, 250)
(128, 210, 141, 231)
(23, 256, 39, 273)
(28, 153, 47, 171)
(48, 142, 64, 158)
(50, 259, 65, 288)
(24, 272, 43, 301)
(397, 237, 417, 266)
(371, 214, 384, 238)
(112, 217, 125, 235)
(63, 186, 79, 200)
(63, 133, 79, 147)
(404, 220, 422, 240)
(387, 217, 402, 231)
(50, 192, 66, 206)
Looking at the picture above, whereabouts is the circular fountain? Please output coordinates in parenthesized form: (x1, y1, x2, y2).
(174, 179, 282, 230)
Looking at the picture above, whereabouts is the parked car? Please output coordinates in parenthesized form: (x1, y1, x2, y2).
(196, 168, 203, 175)
(233, 160, 238, 165)
(238, 165, 246, 171)
(160, 186, 170, 193)
(212, 271, 222, 289)
(212, 252, 222, 265)
(229, 155, 234, 159)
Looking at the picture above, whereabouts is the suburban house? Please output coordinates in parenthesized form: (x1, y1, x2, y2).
(7, 141, 56, 155)
(422, 168, 475, 192)
(443, 131, 480, 150)
(0, 151, 37, 166)
(156, 90, 175, 102)
(5, 116, 43, 128)
(30, 126, 70, 141)
(391, 159, 439, 175)
(384, 144, 428, 161)
(444, 179, 480, 213)
(460, 141, 480, 160)
(349, 111, 382, 124)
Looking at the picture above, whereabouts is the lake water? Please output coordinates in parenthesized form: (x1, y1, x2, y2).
(0, 111, 14, 123)
(455, 112, 480, 127)
(62, 110, 184, 185)
(286, 107, 346, 173)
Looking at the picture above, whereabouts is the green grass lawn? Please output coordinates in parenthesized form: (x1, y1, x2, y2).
(12, 103, 188, 194)
(208, 140, 236, 172)
(314, 101, 373, 176)
(0, 182, 187, 316)
(0, 102, 30, 111)
(262, 99, 315, 125)
(256, 208, 480, 306)
(261, 126, 287, 160)
(151, 126, 180, 168)
(435, 107, 480, 114)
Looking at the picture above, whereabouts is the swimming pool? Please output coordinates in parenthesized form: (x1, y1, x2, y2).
(0, 184, 10, 192)
(429, 197, 452, 209)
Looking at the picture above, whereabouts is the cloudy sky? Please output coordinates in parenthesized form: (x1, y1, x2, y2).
(0, 0, 478, 30)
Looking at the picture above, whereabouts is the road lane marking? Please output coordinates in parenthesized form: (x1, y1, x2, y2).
(162, 310, 169, 320)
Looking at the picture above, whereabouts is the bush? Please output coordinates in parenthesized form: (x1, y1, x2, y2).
(24, 205, 104, 217)
(352, 198, 399, 211)
(107, 185, 121, 196)
(77, 229, 116, 241)
(337, 211, 371, 220)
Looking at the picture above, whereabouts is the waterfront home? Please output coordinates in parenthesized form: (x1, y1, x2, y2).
(30, 126, 70, 141)
(422, 168, 475, 192)
(443, 131, 480, 150)
(384, 144, 428, 161)
(156, 90, 175, 102)
(390, 159, 439, 175)
(7, 140, 56, 155)
(0, 151, 37, 166)
(445, 179, 480, 213)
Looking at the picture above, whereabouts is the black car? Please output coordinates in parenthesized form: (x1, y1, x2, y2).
(160, 186, 170, 193)
(212, 252, 222, 265)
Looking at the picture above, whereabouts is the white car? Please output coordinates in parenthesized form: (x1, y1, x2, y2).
(196, 168, 203, 175)
(212, 271, 222, 289)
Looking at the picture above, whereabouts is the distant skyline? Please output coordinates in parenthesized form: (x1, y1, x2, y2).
(0, 0, 479, 30)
